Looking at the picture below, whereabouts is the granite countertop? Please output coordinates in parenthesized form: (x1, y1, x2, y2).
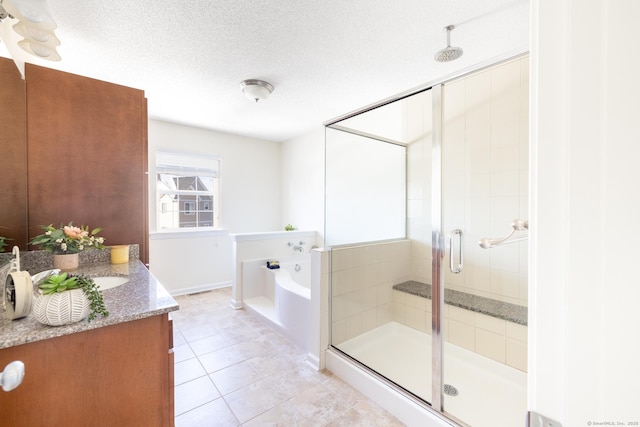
(0, 260, 179, 349)
(393, 280, 528, 326)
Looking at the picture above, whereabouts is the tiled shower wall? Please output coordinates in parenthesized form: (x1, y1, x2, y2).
(404, 56, 529, 307)
(391, 290, 527, 372)
(441, 56, 529, 307)
(328, 239, 527, 372)
(330, 57, 529, 372)
(399, 56, 529, 372)
(331, 240, 411, 345)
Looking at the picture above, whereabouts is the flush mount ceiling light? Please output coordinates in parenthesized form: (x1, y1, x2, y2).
(240, 79, 274, 103)
(434, 25, 463, 63)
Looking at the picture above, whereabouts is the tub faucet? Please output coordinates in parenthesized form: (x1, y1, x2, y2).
(288, 241, 306, 252)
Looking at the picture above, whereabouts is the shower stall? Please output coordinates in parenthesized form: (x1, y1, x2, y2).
(324, 55, 529, 426)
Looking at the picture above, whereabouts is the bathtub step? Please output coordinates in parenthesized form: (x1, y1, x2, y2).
(244, 296, 283, 327)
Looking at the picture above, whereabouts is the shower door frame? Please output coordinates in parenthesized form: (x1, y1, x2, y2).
(430, 83, 445, 412)
(324, 50, 529, 424)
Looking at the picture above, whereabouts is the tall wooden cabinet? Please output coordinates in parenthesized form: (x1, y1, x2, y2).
(0, 57, 28, 249)
(25, 64, 149, 263)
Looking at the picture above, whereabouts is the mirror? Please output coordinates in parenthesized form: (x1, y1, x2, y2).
(0, 56, 28, 251)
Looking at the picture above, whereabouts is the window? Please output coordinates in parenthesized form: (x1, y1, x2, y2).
(184, 201, 196, 215)
(155, 149, 220, 231)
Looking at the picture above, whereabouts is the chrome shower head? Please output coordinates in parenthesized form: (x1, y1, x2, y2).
(434, 25, 463, 62)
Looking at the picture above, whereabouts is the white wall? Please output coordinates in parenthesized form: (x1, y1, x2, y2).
(325, 129, 406, 246)
(531, 0, 640, 424)
(280, 128, 325, 240)
(148, 119, 282, 294)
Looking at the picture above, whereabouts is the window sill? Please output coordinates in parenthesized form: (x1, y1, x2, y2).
(150, 229, 228, 240)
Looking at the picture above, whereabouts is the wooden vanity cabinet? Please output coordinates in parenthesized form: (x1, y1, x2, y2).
(0, 314, 174, 426)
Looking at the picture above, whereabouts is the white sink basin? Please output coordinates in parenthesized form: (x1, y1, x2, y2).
(92, 276, 129, 290)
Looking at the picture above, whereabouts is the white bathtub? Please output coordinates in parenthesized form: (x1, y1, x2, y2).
(243, 255, 311, 351)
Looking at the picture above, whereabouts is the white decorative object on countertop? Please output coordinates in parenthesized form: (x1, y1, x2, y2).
(32, 289, 90, 326)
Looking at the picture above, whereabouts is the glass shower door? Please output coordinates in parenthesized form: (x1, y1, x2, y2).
(439, 56, 529, 427)
(326, 89, 435, 404)
(324, 55, 529, 426)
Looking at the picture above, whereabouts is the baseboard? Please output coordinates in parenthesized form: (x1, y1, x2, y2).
(306, 352, 320, 371)
(229, 298, 244, 310)
(169, 281, 231, 297)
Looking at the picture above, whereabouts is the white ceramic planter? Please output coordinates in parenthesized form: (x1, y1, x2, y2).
(32, 289, 90, 326)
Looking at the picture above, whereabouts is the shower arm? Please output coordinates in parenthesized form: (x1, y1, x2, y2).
(479, 219, 529, 249)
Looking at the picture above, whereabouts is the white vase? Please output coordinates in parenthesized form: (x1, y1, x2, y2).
(32, 289, 90, 326)
(53, 253, 79, 272)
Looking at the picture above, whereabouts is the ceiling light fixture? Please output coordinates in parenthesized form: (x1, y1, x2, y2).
(0, 0, 61, 64)
(240, 79, 274, 103)
(434, 25, 463, 63)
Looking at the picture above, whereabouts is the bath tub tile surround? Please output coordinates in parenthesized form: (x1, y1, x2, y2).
(391, 281, 528, 372)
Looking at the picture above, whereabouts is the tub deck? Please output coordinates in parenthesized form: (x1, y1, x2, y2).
(243, 296, 283, 327)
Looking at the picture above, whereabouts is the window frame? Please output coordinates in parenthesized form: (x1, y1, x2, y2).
(154, 148, 221, 233)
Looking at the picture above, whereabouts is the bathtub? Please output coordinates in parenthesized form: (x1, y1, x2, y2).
(243, 255, 311, 351)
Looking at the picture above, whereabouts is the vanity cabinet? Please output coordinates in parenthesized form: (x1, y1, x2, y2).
(0, 314, 174, 426)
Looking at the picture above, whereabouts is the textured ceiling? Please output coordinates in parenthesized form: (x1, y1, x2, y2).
(1, 0, 529, 142)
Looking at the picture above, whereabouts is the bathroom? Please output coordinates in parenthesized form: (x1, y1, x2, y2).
(1, 1, 639, 426)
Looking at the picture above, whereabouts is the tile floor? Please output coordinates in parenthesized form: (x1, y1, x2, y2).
(172, 287, 405, 426)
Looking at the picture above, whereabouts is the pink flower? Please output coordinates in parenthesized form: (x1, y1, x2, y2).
(63, 225, 88, 240)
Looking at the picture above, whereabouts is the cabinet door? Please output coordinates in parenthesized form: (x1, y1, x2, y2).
(25, 64, 149, 263)
(0, 57, 28, 249)
(0, 315, 173, 426)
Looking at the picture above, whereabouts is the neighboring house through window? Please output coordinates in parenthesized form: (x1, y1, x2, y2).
(155, 149, 220, 231)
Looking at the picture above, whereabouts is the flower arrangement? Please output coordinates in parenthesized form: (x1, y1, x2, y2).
(29, 223, 105, 254)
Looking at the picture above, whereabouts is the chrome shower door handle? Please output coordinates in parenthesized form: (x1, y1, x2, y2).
(449, 229, 463, 274)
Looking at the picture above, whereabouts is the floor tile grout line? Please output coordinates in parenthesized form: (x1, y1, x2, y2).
(173, 289, 404, 426)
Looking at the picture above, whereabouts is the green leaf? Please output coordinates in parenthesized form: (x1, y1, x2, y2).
(49, 229, 65, 239)
(38, 272, 78, 293)
(70, 275, 109, 322)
